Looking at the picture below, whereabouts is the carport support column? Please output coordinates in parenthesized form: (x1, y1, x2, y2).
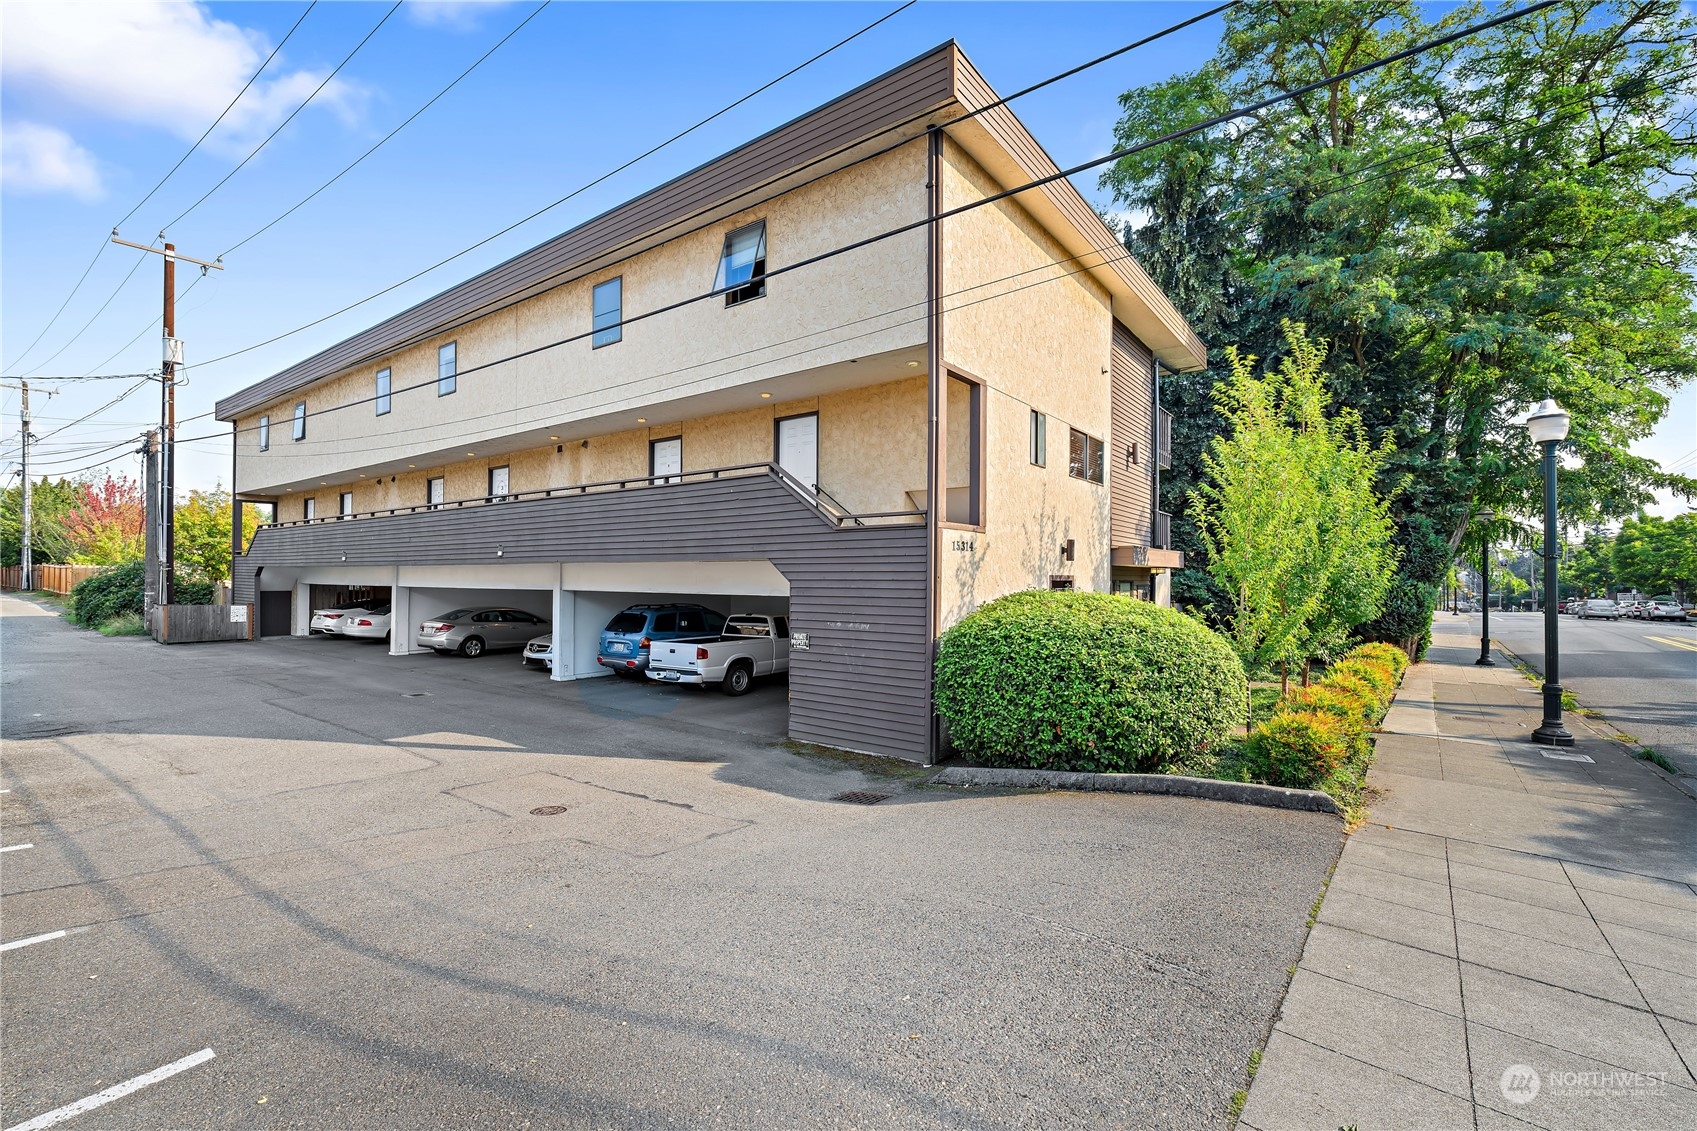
(551, 584, 574, 681)
(292, 583, 310, 636)
(389, 571, 411, 656)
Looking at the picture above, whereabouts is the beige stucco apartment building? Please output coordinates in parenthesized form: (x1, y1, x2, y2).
(220, 41, 1203, 763)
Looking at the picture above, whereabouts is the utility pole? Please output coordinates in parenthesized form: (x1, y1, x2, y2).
(20, 381, 31, 591)
(142, 431, 160, 619)
(111, 233, 223, 605)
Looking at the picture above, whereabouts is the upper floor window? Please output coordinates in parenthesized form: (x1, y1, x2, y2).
(437, 342, 457, 396)
(592, 278, 622, 347)
(1069, 428, 1104, 484)
(488, 465, 511, 501)
(303, 496, 316, 521)
(715, 220, 766, 306)
(1030, 410, 1046, 467)
(339, 491, 354, 517)
(292, 402, 306, 441)
(427, 476, 445, 508)
(258, 415, 270, 452)
(375, 368, 391, 415)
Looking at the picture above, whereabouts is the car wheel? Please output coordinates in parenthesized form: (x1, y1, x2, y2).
(722, 663, 753, 697)
(459, 636, 486, 658)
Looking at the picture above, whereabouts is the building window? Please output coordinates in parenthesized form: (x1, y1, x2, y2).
(304, 497, 316, 521)
(1030, 410, 1046, 467)
(339, 491, 353, 517)
(715, 220, 766, 306)
(592, 278, 622, 347)
(258, 415, 270, 452)
(427, 476, 445, 509)
(1049, 575, 1075, 591)
(1068, 428, 1104, 484)
(945, 372, 984, 525)
(488, 465, 510, 501)
(375, 368, 391, 415)
(437, 342, 457, 396)
(650, 436, 682, 484)
(292, 402, 306, 441)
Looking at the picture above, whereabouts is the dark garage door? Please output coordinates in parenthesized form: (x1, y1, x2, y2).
(259, 591, 292, 637)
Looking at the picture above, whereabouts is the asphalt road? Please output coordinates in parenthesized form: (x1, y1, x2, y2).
(1458, 609, 1697, 777)
(0, 595, 1341, 1130)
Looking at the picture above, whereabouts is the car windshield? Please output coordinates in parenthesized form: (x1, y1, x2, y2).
(438, 609, 473, 621)
(606, 612, 647, 633)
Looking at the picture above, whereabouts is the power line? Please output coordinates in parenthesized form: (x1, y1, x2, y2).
(19, 250, 153, 377)
(33, 378, 156, 443)
(181, 0, 926, 376)
(78, 276, 208, 379)
(160, 1, 403, 232)
(1, 2, 317, 376)
(179, 0, 1232, 384)
(187, 1, 1559, 449)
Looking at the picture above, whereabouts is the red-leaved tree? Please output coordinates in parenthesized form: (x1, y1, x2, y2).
(61, 473, 146, 565)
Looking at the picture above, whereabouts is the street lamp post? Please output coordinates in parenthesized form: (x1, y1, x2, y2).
(1475, 510, 1495, 666)
(1526, 398, 1575, 746)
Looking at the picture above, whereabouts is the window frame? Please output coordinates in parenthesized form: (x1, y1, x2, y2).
(258, 415, 270, 452)
(437, 341, 457, 397)
(592, 277, 623, 348)
(375, 367, 391, 415)
(339, 491, 354, 518)
(1068, 427, 1105, 485)
(487, 464, 511, 501)
(426, 476, 445, 509)
(649, 436, 682, 484)
(292, 401, 306, 442)
(303, 497, 316, 521)
(716, 219, 767, 306)
(1030, 409, 1046, 467)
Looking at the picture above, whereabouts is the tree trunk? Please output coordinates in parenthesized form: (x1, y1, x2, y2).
(1280, 661, 1289, 697)
(1302, 658, 1312, 687)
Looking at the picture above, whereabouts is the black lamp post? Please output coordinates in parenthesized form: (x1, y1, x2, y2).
(1526, 398, 1575, 746)
(1475, 509, 1495, 666)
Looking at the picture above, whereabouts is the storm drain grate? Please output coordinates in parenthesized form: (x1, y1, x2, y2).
(529, 805, 570, 816)
(832, 791, 893, 806)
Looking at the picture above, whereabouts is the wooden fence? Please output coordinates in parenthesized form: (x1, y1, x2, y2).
(151, 603, 256, 645)
(0, 564, 103, 594)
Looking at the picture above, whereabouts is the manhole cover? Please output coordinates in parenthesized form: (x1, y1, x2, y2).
(529, 805, 569, 816)
(832, 790, 893, 805)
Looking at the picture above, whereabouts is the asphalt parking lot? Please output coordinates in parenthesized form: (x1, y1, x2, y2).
(1, 595, 1343, 1129)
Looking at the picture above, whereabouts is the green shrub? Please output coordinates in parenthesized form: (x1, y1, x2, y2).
(1344, 642, 1409, 676)
(97, 612, 150, 636)
(1328, 656, 1397, 697)
(1282, 685, 1371, 756)
(1243, 710, 1353, 788)
(175, 577, 216, 605)
(934, 590, 1248, 773)
(68, 560, 145, 627)
(1322, 670, 1389, 723)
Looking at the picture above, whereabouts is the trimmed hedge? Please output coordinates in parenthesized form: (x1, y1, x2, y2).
(1241, 642, 1408, 790)
(934, 590, 1248, 773)
(68, 560, 216, 628)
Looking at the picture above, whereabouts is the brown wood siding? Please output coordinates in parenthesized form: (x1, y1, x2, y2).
(1110, 321, 1155, 549)
(233, 472, 931, 761)
(216, 45, 959, 422)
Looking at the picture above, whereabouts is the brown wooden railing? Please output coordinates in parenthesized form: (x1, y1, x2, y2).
(260, 462, 925, 532)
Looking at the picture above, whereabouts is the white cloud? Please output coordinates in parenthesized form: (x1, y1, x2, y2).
(0, 2, 365, 149)
(2, 121, 103, 199)
(407, 1, 514, 31)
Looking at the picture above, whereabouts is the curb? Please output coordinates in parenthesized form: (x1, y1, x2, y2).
(927, 765, 1340, 814)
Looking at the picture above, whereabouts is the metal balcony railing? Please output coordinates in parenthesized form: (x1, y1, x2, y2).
(1156, 408, 1173, 471)
(1155, 510, 1172, 550)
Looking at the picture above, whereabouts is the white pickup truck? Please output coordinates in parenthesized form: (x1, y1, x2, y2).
(644, 614, 791, 695)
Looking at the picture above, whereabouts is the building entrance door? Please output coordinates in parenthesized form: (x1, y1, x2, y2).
(776, 412, 817, 492)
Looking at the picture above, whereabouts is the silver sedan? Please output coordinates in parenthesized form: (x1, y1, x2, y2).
(416, 607, 550, 657)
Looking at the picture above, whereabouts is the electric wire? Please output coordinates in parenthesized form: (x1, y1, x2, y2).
(22, 251, 153, 377)
(181, 0, 927, 374)
(160, 1, 404, 232)
(182, 0, 1561, 448)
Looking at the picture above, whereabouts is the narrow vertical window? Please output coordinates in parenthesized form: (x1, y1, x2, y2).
(375, 368, 391, 415)
(339, 491, 353, 517)
(258, 415, 270, 451)
(715, 220, 767, 305)
(592, 278, 622, 347)
(437, 342, 457, 396)
(304, 497, 316, 521)
(427, 476, 445, 509)
(292, 402, 306, 441)
(488, 465, 510, 501)
(1068, 428, 1104, 484)
(1030, 410, 1046, 466)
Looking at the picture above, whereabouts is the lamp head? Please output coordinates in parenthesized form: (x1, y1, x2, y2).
(1524, 397, 1571, 445)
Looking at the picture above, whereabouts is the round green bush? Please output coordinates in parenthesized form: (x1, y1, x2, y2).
(68, 560, 145, 627)
(1329, 656, 1397, 696)
(933, 590, 1248, 773)
(1344, 642, 1409, 676)
(1243, 709, 1353, 789)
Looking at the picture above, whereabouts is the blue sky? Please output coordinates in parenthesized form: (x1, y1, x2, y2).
(2, 1, 1690, 513)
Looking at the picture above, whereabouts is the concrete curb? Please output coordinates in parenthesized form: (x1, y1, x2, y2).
(927, 765, 1340, 814)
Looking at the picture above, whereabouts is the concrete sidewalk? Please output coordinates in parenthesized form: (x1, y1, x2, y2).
(1241, 618, 1697, 1130)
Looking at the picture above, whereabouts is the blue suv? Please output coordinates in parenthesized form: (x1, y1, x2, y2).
(598, 604, 726, 675)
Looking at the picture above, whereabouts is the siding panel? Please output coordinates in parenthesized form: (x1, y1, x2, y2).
(1110, 322, 1155, 549)
(236, 471, 932, 760)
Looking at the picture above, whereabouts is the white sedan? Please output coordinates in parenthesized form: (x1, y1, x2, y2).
(338, 604, 392, 641)
(310, 600, 372, 634)
(522, 634, 554, 670)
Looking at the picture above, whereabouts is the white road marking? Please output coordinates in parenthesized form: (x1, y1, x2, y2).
(0, 929, 69, 953)
(1, 843, 34, 853)
(3, 1049, 216, 1131)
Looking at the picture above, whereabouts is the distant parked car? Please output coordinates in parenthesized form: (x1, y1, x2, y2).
(597, 604, 726, 676)
(1578, 599, 1620, 620)
(417, 608, 549, 657)
(1647, 598, 1688, 622)
(523, 634, 554, 670)
(311, 598, 376, 635)
(338, 603, 391, 641)
(1557, 600, 1569, 614)
(646, 614, 792, 695)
